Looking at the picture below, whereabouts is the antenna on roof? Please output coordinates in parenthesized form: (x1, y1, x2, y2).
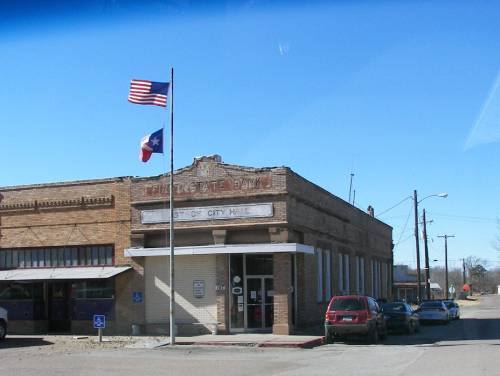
(348, 173, 354, 204)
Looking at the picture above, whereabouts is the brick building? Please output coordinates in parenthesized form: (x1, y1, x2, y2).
(126, 155, 393, 335)
(0, 155, 393, 335)
(0, 177, 142, 334)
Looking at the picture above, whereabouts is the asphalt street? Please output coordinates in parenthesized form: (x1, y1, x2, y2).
(1, 295, 500, 376)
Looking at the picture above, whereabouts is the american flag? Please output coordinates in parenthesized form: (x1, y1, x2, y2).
(128, 79, 170, 107)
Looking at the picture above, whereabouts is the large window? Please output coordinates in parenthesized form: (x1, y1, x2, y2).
(0, 245, 114, 269)
(72, 280, 115, 299)
(0, 283, 44, 300)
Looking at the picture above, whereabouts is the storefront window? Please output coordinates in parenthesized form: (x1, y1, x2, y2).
(72, 280, 115, 299)
(0, 283, 35, 300)
(245, 254, 273, 275)
(0, 245, 114, 269)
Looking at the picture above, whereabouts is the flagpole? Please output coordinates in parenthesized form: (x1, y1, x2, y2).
(169, 67, 175, 345)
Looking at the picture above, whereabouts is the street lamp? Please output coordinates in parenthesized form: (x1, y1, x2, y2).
(437, 235, 455, 300)
(413, 191, 448, 303)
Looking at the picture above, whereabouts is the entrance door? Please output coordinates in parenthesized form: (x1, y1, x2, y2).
(48, 282, 71, 332)
(245, 277, 273, 330)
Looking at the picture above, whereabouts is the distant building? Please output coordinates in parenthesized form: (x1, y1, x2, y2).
(393, 265, 443, 302)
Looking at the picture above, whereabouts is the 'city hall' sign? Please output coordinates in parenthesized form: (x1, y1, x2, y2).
(141, 203, 273, 224)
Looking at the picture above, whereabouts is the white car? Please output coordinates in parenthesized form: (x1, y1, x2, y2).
(0, 306, 7, 339)
(417, 301, 450, 324)
(443, 300, 460, 320)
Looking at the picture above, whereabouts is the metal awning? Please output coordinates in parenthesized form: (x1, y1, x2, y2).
(124, 242, 315, 257)
(0, 266, 132, 281)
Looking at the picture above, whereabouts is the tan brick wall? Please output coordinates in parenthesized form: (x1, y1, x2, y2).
(273, 253, 293, 335)
(0, 178, 132, 265)
(0, 177, 143, 335)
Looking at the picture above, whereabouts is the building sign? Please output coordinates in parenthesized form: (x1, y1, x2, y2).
(193, 280, 205, 298)
(141, 203, 273, 224)
(143, 175, 273, 198)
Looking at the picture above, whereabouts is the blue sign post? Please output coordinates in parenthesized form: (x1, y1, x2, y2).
(93, 314, 106, 342)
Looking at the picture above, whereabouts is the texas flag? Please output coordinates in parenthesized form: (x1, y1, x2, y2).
(140, 128, 163, 162)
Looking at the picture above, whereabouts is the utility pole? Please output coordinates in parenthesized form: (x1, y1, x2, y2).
(413, 190, 422, 303)
(438, 235, 455, 300)
(348, 173, 354, 204)
(422, 209, 431, 300)
(462, 258, 467, 286)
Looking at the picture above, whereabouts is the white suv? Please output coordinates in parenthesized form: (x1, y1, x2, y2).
(0, 307, 7, 339)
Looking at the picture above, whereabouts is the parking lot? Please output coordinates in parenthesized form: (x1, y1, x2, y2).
(1, 295, 499, 376)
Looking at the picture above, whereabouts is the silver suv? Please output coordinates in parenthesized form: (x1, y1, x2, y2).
(0, 307, 7, 339)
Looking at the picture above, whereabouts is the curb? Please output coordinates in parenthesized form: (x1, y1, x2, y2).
(173, 337, 324, 349)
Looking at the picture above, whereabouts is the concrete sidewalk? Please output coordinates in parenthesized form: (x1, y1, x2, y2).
(171, 333, 324, 349)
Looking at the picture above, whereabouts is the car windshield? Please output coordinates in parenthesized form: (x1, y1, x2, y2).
(330, 298, 366, 311)
(381, 303, 407, 313)
(421, 302, 443, 309)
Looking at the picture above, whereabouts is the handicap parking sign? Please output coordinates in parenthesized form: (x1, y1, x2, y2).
(132, 291, 143, 303)
(93, 314, 106, 329)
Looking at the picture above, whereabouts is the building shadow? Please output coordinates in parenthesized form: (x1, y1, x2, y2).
(322, 318, 500, 346)
(381, 318, 500, 345)
(0, 337, 53, 349)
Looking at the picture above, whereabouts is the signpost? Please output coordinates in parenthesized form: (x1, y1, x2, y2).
(93, 314, 106, 343)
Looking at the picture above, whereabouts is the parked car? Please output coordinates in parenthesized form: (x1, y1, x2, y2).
(380, 302, 420, 334)
(416, 300, 450, 324)
(443, 300, 460, 320)
(324, 295, 387, 344)
(0, 306, 7, 339)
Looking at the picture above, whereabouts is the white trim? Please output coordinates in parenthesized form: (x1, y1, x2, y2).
(316, 249, 323, 303)
(325, 251, 331, 301)
(125, 243, 315, 257)
(338, 254, 343, 293)
(344, 254, 350, 294)
(360, 257, 365, 295)
(0, 266, 131, 281)
(355, 256, 360, 294)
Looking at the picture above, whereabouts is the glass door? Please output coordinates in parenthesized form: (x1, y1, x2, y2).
(245, 277, 274, 330)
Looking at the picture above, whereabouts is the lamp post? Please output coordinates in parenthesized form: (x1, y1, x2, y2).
(413, 190, 422, 303)
(422, 209, 434, 300)
(413, 191, 448, 303)
(438, 235, 455, 299)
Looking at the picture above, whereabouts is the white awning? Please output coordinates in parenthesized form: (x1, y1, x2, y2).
(124, 242, 314, 257)
(0, 266, 132, 281)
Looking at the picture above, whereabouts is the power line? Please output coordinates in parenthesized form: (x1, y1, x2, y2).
(376, 196, 412, 218)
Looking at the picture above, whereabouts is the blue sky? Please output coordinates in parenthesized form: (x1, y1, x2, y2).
(0, 0, 499, 269)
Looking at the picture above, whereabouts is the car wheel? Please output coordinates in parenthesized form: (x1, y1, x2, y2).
(368, 328, 379, 344)
(415, 322, 420, 333)
(324, 328, 334, 344)
(0, 321, 6, 340)
(406, 322, 414, 335)
(379, 326, 387, 340)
